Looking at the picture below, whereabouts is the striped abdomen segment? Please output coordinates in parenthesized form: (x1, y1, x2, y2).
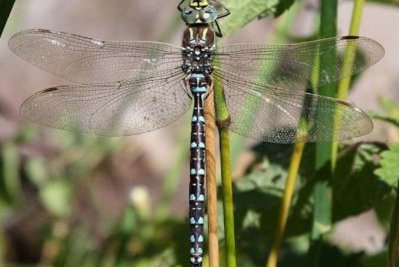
(188, 73, 211, 266)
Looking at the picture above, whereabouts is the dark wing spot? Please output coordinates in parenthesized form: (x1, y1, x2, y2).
(41, 87, 59, 93)
(36, 29, 52, 33)
(340, 35, 359, 40)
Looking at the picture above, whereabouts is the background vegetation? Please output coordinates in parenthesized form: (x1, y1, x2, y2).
(0, 0, 398, 266)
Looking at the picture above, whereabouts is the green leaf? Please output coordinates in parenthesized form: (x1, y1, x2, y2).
(274, 0, 296, 17)
(375, 144, 399, 187)
(221, 0, 292, 36)
(234, 142, 393, 236)
(333, 143, 393, 220)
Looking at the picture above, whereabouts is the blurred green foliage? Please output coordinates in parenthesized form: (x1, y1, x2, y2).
(1, 0, 398, 266)
(0, 0, 16, 36)
(375, 144, 399, 187)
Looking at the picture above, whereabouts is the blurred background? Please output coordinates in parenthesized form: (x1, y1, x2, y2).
(0, 0, 398, 266)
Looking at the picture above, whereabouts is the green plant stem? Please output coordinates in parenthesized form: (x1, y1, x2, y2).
(0, 0, 15, 36)
(331, 0, 365, 166)
(264, 4, 303, 267)
(267, 141, 305, 267)
(219, 127, 236, 267)
(309, 0, 337, 265)
(214, 55, 237, 267)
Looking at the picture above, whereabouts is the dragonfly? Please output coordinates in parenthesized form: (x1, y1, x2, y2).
(9, 0, 384, 266)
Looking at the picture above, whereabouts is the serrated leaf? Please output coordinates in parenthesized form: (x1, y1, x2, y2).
(375, 144, 399, 187)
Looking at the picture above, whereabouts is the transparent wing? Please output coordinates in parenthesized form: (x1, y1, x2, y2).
(20, 69, 190, 136)
(9, 29, 183, 83)
(216, 36, 384, 90)
(212, 69, 373, 143)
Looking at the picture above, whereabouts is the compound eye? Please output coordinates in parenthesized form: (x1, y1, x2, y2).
(204, 6, 217, 16)
(183, 7, 193, 15)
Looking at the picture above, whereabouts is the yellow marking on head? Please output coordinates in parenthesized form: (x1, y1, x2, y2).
(189, 0, 210, 8)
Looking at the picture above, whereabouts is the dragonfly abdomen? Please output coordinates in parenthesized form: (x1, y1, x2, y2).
(187, 72, 211, 266)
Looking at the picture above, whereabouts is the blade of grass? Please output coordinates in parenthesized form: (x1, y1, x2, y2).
(205, 83, 219, 267)
(331, 0, 365, 166)
(264, 3, 307, 267)
(0, 0, 15, 36)
(266, 140, 305, 267)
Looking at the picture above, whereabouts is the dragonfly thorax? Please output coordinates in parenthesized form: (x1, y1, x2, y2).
(182, 26, 215, 74)
(182, 45, 215, 74)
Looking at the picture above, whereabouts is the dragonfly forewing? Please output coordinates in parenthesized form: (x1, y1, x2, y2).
(9, 29, 183, 84)
(216, 36, 384, 91)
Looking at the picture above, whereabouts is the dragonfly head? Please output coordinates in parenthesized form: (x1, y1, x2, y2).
(178, 0, 230, 37)
(180, 0, 219, 24)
